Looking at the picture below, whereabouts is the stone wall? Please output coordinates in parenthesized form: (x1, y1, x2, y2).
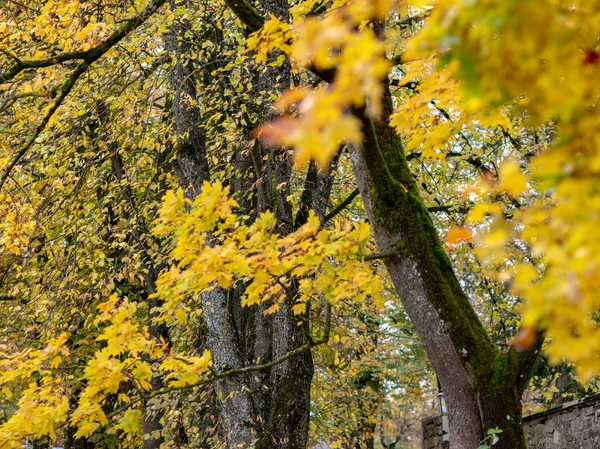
(523, 394, 600, 449)
(421, 414, 449, 449)
(421, 394, 600, 449)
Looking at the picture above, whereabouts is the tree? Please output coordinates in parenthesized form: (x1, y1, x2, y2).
(1, 2, 368, 448)
(1, 1, 599, 449)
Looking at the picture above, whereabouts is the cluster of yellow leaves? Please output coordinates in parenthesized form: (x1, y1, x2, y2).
(515, 178, 600, 381)
(408, 1, 600, 379)
(0, 334, 70, 447)
(70, 294, 161, 437)
(72, 294, 212, 438)
(39, 1, 111, 52)
(466, 159, 600, 381)
(0, 194, 36, 256)
(390, 58, 511, 160)
(159, 351, 212, 389)
(154, 181, 382, 317)
(246, 14, 292, 65)
(0, 293, 212, 445)
(409, 0, 600, 124)
(248, 0, 394, 167)
(0, 0, 109, 58)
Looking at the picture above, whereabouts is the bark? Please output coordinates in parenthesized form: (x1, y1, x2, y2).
(259, 297, 313, 449)
(164, 1, 325, 447)
(64, 435, 95, 449)
(201, 287, 261, 447)
(251, 3, 315, 446)
(349, 82, 532, 449)
(162, 4, 265, 443)
(165, 1, 210, 199)
(295, 155, 340, 228)
(200, 276, 314, 449)
(141, 272, 171, 449)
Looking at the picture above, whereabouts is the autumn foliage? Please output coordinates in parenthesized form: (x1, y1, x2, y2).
(0, 0, 599, 448)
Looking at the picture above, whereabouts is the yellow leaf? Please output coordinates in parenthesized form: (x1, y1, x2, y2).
(291, 303, 307, 315)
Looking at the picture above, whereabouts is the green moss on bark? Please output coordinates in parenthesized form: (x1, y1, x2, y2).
(358, 99, 528, 447)
(364, 115, 497, 374)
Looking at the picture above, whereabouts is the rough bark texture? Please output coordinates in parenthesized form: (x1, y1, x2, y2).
(261, 297, 314, 449)
(295, 156, 340, 228)
(166, 1, 328, 447)
(349, 83, 531, 449)
(165, 1, 210, 199)
(200, 226, 316, 449)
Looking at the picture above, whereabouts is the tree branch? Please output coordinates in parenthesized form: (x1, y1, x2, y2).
(294, 162, 319, 229)
(0, 0, 167, 83)
(223, 0, 265, 32)
(428, 204, 470, 214)
(0, 0, 168, 191)
(0, 60, 90, 191)
(323, 188, 360, 224)
(363, 250, 397, 262)
(407, 150, 497, 179)
(514, 329, 545, 395)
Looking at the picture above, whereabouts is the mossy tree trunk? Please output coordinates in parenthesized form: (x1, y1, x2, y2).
(349, 84, 539, 449)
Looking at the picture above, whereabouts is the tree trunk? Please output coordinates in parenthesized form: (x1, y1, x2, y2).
(141, 275, 171, 449)
(164, 0, 210, 199)
(164, 0, 326, 446)
(64, 434, 95, 449)
(258, 299, 313, 449)
(349, 82, 532, 449)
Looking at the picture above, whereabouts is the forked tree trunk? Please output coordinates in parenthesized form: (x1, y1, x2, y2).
(164, 0, 323, 447)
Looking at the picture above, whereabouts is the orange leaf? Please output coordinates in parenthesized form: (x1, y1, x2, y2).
(445, 226, 473, 246)
(510, 326, 536, 352)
